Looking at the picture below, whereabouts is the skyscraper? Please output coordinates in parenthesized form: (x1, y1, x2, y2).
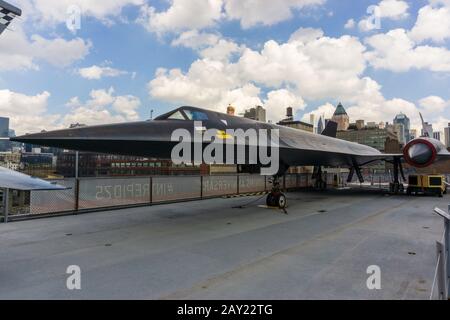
(331, 103, 349, 131)
(0, 116, 9, 151)
(445, 123, 450, 148)
(316, 116, 324, 134)
(243, 105, 266, 122)
(393, 113, 410, 143)
(433, 131, 442, 142)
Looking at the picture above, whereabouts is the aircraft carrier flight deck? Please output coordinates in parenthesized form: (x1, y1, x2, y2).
(0, 188, 446, 300)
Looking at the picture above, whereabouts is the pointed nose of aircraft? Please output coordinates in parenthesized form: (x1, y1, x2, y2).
(11, 121, 179, 159)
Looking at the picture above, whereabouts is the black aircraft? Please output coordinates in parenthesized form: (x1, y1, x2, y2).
(11, 106, 450, 208)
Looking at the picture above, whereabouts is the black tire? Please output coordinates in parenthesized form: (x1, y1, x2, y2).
(266, 193, 276, 207)
(277, 194, 287, 209)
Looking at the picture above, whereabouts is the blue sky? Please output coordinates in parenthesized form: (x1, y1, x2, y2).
(1, 0, 449, 135)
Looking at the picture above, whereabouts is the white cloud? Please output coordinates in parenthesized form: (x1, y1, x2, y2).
(0, 90, 60, 135)
(171, 30, 244, 61)
(358, 0, 409, 32)
(409, 3, 450, 43)
(378, 0, 409, 20)
(419, 95, 449, 113)
(289, 27, 324, 43)
(138, 0, 223, 34)
(17, 0, 144, 26)
(138, 0, 326, 34)
(344, 19, 355, 29)
(171, 30, 220, 49)
(223, 0, 325, 29)
(264, 89, 306, 121)
(0, 22, 91, 71)
(78, 65, 128, 80)
(62, 87, 141, 126)
(148, 31, 384, 123)
(365, 28, 450, 72)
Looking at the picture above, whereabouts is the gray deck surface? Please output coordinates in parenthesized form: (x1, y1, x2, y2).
(0, 188, 446, 300)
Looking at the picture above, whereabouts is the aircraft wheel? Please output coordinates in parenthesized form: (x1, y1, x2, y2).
(276, 194, 287, 209)
(266, 193, 276, 207)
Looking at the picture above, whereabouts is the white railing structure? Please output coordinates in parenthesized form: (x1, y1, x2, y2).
(430, 206, 450, 300)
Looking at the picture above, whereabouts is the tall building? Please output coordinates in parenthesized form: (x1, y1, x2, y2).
(410, 129, 418, 140)
(393, 113, 410, 142)
(433, 131, 441, 142)
(444, 123, 450, 148)
(421, 122, 433, 137)
(316, 116, 324, 134)
(0, 116, 10, 151)
(331, 103, 350, 131)
(244, 105, 266, 122)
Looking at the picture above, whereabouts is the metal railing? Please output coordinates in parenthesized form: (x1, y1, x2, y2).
(430, 206, 450, 300)
(1, 173, 318, 222)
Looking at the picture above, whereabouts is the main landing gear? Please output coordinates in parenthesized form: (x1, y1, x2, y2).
(266, 175, 287, 210)
(389, 157, 405, 194)
(266, 163, 289, 212)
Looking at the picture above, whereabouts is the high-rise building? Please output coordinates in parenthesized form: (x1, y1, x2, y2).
(331, 103, 349, 131)
(410, 129, 417, 140)
(0, 116, 10, 151)
(393, 113, 411, 142)
(316, 116, 324, 134)
(243, 105, 266, 122)
(433, 131, 442, 142)
(444, 123, 450, 148)
(421, 122, 433, 137)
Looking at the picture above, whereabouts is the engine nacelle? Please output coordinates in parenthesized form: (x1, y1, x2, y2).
(403, 137, 444, 168)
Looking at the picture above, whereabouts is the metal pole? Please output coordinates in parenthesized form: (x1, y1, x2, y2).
(75, 151, 79, 179)
(447, 205, 450, 297)
(4, 188, 9, 223)
(436, 241, 448, 300)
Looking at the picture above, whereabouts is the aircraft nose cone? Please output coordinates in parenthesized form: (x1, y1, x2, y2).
(407, 143, 433, 165)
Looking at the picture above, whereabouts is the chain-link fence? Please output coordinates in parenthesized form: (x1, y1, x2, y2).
(1, 173, 314, 220)
(4, 171, 436, 221)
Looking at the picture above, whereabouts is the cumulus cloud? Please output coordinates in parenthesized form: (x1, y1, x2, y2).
(16, 0, 144, 26)
(419, 95, 449, 113)
(409, 3, 450, 43)
(0, 23, 91, 71)
(223, 0, 325, 29)
(0, 90, 60, 135)
(148, 31, 382, 123)
(358, 0, 409, 32)
(344, 19, 356, 29)
(78, 65, 128, 80)
(365, 28, 450, 72)
(171, 30, 244, 61)
(62, 87, 141, 127)
(137, 0, 326, 34)
(138, 0, 223, 34)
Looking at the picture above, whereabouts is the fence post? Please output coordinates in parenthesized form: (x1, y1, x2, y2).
(2, 188, 9, 223)
(74, 178, 80, 212)
(447, 205, 450, 298)
(149, 176, 153, 204)
(436, 241, 448, 300)
(433, 206, 450, 299)
(200, 175, 203, 199)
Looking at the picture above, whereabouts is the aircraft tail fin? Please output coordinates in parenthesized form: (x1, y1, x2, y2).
(321, 120, 338, 138)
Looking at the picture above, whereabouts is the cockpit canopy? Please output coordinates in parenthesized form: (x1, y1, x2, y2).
(155, 107, 210, 121)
